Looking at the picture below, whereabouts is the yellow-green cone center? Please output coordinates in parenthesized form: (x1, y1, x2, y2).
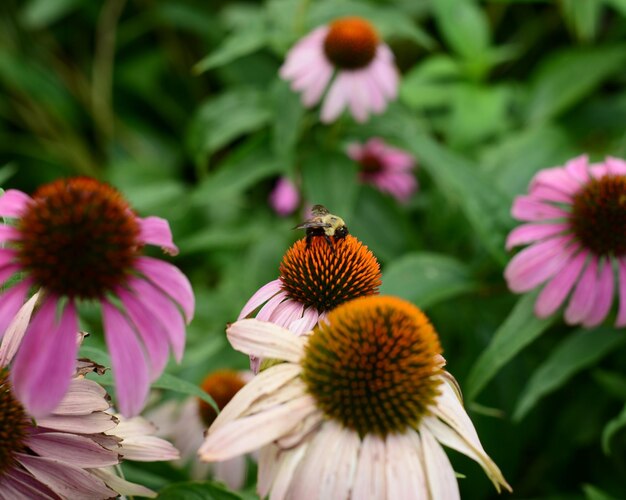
(301, 296, 443, 437)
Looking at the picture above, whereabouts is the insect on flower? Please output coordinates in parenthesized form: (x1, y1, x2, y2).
(294, 204, 349, 248)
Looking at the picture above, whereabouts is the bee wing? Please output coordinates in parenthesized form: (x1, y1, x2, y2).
(293, 220, 332, 230)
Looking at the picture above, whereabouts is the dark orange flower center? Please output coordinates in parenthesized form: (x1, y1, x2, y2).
(571, 175, 626, 256)
(359, 151, 384, 174)
(16, 177, 140, 299)
(301, 296, 443, 436)
(0, 369, 29, 475)
(197, 370, 247, 427)
(323, 17, 379, 70)
(279, 235, 381, 313)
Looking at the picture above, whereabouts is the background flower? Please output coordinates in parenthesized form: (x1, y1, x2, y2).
(269, 177, 300, 216)
(505, 155, 626, 326)
(347, 137, 417, 202)
(0, 178, 195, 418)
(280, 17, 398, 123)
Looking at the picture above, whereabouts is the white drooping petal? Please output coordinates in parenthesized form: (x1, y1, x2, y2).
(386, 430, 428, 499)
(420, 428, 460, 500)
(353, 434, 387, 500)
(226, 318, 305, 362)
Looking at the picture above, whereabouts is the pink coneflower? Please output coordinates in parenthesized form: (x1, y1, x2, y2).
(149, 370, 254, 489)
(505, 155, 626, 326)
(0, 178, 194, 417)
(347, 138, 417, 202)
(199, 296, 511, 499)
(239, 234, 381, 371)
(269, 177, 300, 217)
(0, 302, 179, 499)
(280, 17, 399, 123)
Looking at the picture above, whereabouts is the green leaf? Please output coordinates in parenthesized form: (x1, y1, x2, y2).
(602, 403, 626, 454)
(380, 252, 477, 309)
(301, 151, 359, 220)
(400, 55, 462, 110)
(153, 373, 219, 414)
(0, 163, 17, 187)
(466, 292, 554, 400)
(592, 369, 626, 400)
(432, 0, 490, 66)
(21, 0, 81, 29)
(526, 45, 626, 124)
(604, 0, 626, 16)
(560, 0, 603, 42)
(157, 480, 244, 500)
(271, 79, 305, 164)
(514, 326, 625, 421)
(187, 88, 273, 164)
(583, 483, 621, 500)
(194, 21, 267, 74)
(192, 144, 282, 205)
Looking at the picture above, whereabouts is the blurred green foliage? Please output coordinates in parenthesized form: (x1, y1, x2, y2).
(1, 0, 626, 498)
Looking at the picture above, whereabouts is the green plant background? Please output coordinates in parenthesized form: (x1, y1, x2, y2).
(1, 0, 626, 498)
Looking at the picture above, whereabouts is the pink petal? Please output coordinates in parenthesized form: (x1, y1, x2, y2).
(511, 195, 570, 222)
(346, 142, 365, 161)
(269, 178, 300, 217)
(0, 248, 17, 267)
(535, 252, 587, 317)
(137, 216, 179, 256)
(135, 256, 194, 323)
(504, 236, 573, 292)
(0, 262, 20, 288)
(0, 225, 20, 243)
(102, 301, 150, 417)
(0, 280, 30, 340)
(26, 433, 119, 468)
(288, 307, 320, 334)
(321, 75, 349, 123)
(52, 378, 110, 415)
(0, 189, 32, 218)
(128, 278, 186, 362)
(370, 46, 398, 99)
(345, 73, 371, 123)
(117, 287, 170, 379)
(16, 454, 116, 499)
(0, 287, 39, 365)
(505, 222, 569, 250)
(582, 259, 615, 327)
(529, 184, 573, 204)
(564, 257, 598, 325)
(11, 298, 78, 418)
(238, 279, 282, 320)
(531, 166, 581, 195)
(605, 156, 626, 175)
(2, 468, 58, 499)
(36, 412, 118, 434)
(616, 259, 626, 327)
(256, 292, 287, 322)
(564, 155, 590, 183)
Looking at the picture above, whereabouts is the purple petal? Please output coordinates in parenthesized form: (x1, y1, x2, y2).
(582, 260, 615, 328)
(535, 252, 586, 317)
(0, 287, 39, 366)
(616, 259, 626, 327)
(0, 189, 32, 218)
(102, 301, 150, 417)
(565, 257, 598, 325)
(0, 280, 30, 339)
(0, 248, 18, 269)
(605, 156, 626, 175)
(256, 292, 287, 322)
(11, 298, 78, 418)
(0, 225, 20, 244)
(238, 279, 282, 320)
(16, 454, 117, 499)
(269, 178, 300, 217)
(26, 433, 119, 468)
(117, 287, 170, 380)
(129, 277, 186, 362)
(135, 256, 194, 323)
(564, 155, 589, 183)
(529, 184, 573, 204)
(504, 236, 573, 293)
(511, 195, 570, 222)
(530, 166, 581, 195)
(137, 216, 179, 256)
(505, 222, 569, 250)
(321, 75, 349, 123)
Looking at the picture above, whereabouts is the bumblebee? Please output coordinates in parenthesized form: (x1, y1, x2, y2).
(294, 204, 349, 248)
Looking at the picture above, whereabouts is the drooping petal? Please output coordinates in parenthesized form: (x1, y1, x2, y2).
(386, 430, 428, 499)
(268, 443, 310, 500)
(0, 287, 39, 365)
(535, 252, 587, 318)
(0, 189, 32, 217)
(11, 299, 78, 418)
(15, 455, 117, 499)
(582, 259, 615, 328)
(137, 216, 179, 256)
(511, 195, 570, 222)
(26, 433, 119, 468)
(129, 277, 186, 362)
(35, 412, 118, 434)
(564, 257, 598, 325)
(135, 256, 194, 323)
(616, 259, 626, 327)
(213, 456, 248, 490)
(102, 301, 150, 417)
(0, 224, 20, 244)
(238, 279, 282, 320)
(321, 74, 349, 123)
(90, 469, 156, 499)
(52, 378, 110, 415)
(0, 280, 31, 341)
(198, 395, 317, 461)
(1, 467, 58, 499)
(288, 307, 320, 335)
(226, 319, 305, 362)
(420, 428, 460, 500)
(352, 433, 387, 500)
(117, 287, 170, 379)
(505, 222, 569, 250)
